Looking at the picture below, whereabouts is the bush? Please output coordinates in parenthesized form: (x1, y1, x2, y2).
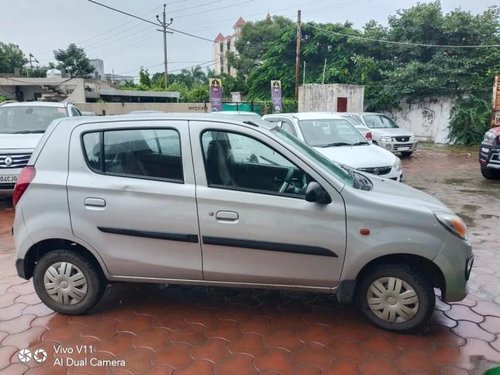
(448, 96, 491, 145)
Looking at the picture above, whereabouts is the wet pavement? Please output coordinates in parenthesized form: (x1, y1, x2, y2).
(0, 144, 499, 375)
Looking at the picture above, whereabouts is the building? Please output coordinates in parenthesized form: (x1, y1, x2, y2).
(298, 84, 365, 113)
(212, 17, 246, 76)
(89, 58, 134, 85)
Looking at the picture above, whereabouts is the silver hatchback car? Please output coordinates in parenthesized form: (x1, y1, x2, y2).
(13, 114, 473, 332)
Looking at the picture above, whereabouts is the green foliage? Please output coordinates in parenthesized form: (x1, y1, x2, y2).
(0, 42, 26, 73)
(54, 43, 94, 78)
(139, 67, 151, 89)
(0, 95, 8, 102)
(184, 84, 209, 102)
(448, 95, 492, 145)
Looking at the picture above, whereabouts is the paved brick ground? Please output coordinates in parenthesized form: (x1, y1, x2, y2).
(0, 144, 499, 375)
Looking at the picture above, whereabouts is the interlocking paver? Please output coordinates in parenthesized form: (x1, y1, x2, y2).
(1, 144, 500, 374)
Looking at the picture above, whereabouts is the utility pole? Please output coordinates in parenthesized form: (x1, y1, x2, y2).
(322, 58, 327, 84)
(157, 4, 173, 89)
(88, 1, 173, 89)
(294, 10, 302, 100)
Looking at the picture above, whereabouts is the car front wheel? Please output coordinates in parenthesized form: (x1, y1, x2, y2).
(33, 250, 105, 315)
(356, 264, 435, 333)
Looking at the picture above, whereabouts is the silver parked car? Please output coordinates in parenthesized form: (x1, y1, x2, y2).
(0, 101, 82, 194)
(264, 113, 403, 181)
(13, 113, 473, 332)
(342, 112, 417, 157)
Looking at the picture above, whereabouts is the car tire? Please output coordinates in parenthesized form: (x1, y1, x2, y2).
(356, 264, 435, 333)
(33, 250, 105, 315)
(481, 166, 500, 180)
(401, 151, 413, 157)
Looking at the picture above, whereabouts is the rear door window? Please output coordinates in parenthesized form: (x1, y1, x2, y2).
(82, 129, 183, 183)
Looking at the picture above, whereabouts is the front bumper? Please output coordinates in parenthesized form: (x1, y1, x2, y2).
(433, 236, 473, 302)
(0, 167, 21, 194)
(379, 140, 417, 154)
(479, 143, 500, 169)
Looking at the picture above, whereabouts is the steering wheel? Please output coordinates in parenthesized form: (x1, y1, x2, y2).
(279, 167, 295, 193)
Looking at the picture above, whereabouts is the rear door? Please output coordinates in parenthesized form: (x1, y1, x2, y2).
(190, 121, 347, 288)
(67, 120, 202, 280)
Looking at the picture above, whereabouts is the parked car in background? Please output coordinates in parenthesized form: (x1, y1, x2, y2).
(0, 101, 81, 194)
(479, 126, 500, 179)
(13, 113, 472, 332)
(338, 113, 372, 142)
(342, 112, 417, 157)
(263, 113, 403, 181)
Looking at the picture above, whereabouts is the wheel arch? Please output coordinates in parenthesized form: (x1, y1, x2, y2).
(355, 253, 446, 296)
(22, 238, 107, 280)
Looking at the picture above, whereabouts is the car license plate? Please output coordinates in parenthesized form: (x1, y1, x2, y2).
(0, 175, 17, 184)
(398, 147, 410, 151)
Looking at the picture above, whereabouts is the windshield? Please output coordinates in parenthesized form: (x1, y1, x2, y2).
(297, 118, 368, 147)
(0, 105, 67, 134)
(363, 114, 399, 129)
(272, 127, 354, 186)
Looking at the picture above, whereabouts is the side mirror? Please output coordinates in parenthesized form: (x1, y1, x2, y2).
(305, 181, 332, 204)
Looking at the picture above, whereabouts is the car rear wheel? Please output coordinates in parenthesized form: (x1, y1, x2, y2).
(481, 166, 500, 180)
(33, 250, 105, 315)
(401, 151, 413, 157)
(356, 264, 435, 333)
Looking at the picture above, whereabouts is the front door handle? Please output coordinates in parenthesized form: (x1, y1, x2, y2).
(84, 197, 106, 208)
(215, 210, 239, 222)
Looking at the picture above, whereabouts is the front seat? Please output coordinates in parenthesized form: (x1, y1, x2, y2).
(206, 140, 235, 186)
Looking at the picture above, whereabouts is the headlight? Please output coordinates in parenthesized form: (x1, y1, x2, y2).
(393, 157, 402, 171)
(434, 212, 468, 240)
(483, 131, 495, 145)
(409, 135, 417, 142)
(380, 136, 392, 142)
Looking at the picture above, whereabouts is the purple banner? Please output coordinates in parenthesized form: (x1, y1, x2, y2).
(271, 80, 282, 113)
(209, 78, 222, 112)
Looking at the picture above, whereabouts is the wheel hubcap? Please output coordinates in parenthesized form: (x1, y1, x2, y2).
(44, 262, 88, 305)
(367, 276, 419, 323)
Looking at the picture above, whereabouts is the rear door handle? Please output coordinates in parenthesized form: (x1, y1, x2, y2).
(84, 197, 106, 208)
(215, 210, 239, 222)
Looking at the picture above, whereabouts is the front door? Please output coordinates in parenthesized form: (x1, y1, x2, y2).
(190, 121, 346, 288)
(67, 120, 203, 280)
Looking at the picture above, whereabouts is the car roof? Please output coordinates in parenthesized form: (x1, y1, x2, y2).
(212, 111, 261, 116)
(0, 101, 67, 108)
(54, 112, 275, 130)
(264, 112, 347, 120)
(340, 112, 384, 116)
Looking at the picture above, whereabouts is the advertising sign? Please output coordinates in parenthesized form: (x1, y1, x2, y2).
(271, 80, 282, 113)
(209, 78, 222, 112)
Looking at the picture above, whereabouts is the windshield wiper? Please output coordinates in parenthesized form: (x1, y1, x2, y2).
(13, 130, 45, 134)
(350, 142, 369, 146)
(320, 142, 351, 147)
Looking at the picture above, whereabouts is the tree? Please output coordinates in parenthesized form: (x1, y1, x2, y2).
(139, 67, 151, 88)
(0, 42, 27, 73)
(54, 43, 94, 78)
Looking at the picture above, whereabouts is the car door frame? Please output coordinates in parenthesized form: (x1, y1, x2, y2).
(189, 120, 348, 290)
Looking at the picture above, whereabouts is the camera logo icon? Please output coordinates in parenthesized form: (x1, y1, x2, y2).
(18, 348, 48, 363)
(18, 349, 32, 363)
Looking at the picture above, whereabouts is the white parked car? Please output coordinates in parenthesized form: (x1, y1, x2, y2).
(0, 101, 82, 194)
(341, 113, 417, 157)
(263, 113, 403, 181)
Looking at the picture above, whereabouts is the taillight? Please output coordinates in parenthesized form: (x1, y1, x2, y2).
(12, 166, 36, 207)
(365, 131, 373, 141)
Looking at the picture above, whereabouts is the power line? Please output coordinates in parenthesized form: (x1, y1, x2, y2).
(173, 0, 255, 20)
(308, 24, 500, 49)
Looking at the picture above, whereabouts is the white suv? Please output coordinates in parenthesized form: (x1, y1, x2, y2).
(0, 101, 82, 194)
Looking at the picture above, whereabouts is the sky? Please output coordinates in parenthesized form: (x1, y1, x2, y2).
(1, 0, 497, 80)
